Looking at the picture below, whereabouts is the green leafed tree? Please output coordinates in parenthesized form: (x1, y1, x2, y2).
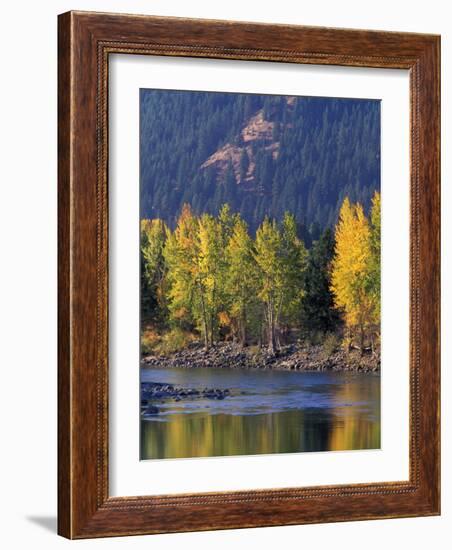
(364, 191, 381, 351)
(140, 218, 170, 323)
(197, 213, 226, 347)
(163, 204, 202, 337)
(163, 204, 227, 349)
(253, 214, 308, 353)
(254, 218, 283, 354)
(367, 191, 381, 320)
(224, 216, 259, 347)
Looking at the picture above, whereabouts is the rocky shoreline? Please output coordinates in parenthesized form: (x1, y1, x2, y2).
(141, 341, 380, 373)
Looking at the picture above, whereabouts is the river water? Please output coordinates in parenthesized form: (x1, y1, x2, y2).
(140, 366, 380, 460)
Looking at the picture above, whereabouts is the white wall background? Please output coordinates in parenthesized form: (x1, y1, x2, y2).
(0, 1, 449, 548)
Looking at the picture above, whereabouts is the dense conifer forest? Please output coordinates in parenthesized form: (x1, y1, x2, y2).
(140, 89, 380, 234)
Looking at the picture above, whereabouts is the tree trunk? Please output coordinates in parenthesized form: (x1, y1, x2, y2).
(360, 324, 365, 356)
(210, 286, 216, 347)
(209, 313, 214, 348)
(268, 302, 277, 355)
(347, 328, 352, 354)
(203, 321, 209, 349)
(275, 295, 283, 350)
(239, 308, 247, 348)
(200, 295, 209, 350)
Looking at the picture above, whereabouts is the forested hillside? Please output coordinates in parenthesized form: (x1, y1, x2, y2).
(140, 89, 380, 233)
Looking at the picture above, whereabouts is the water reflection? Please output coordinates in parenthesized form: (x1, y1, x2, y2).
(140, 367, 380, 459)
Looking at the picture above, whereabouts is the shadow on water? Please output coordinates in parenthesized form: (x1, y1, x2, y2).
(140, 367, 380, 460)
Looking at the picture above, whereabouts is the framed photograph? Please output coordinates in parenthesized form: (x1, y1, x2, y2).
(58, 11, 440, 538)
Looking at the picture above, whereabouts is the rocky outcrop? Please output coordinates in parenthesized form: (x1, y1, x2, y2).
(240, 110, 274, 143)
(200, 143, 245, 182)
(200, 109, 281, 187)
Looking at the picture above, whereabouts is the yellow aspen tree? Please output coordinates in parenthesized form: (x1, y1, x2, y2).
(331, 197, 374, 353)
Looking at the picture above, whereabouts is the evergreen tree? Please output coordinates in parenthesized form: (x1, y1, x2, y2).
(239, 150, 249, 182)
(218, 203, 238, 246)
(278, 212, 308, 337)
(301, 228, 340, 333)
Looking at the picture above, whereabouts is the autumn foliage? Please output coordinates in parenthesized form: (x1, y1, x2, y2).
(331, 192, 381, 352)
(141, 195, 380, 355)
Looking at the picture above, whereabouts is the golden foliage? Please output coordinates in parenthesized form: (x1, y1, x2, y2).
(331, 197, 379, 349)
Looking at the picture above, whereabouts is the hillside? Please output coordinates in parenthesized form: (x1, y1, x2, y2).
(140, 89, 380, 234)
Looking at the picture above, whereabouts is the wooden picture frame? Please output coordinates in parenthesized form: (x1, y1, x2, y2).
(58, 10, 440, 538)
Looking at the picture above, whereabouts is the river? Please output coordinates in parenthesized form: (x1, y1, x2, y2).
(140, 366, 380, 460)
